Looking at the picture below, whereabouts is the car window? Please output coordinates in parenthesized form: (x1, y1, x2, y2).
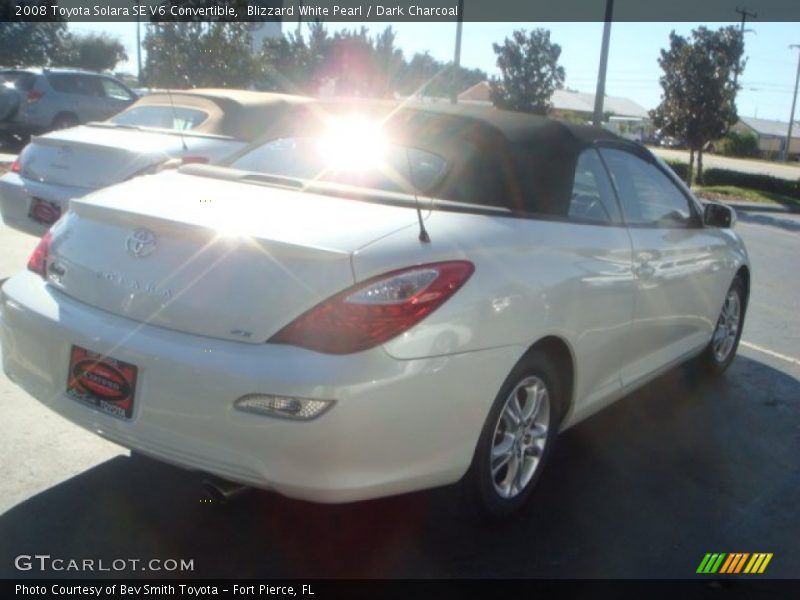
(46, 73, 79, 94)
(47, 74, 103, 97)
(569, 149, 621, 224)
(231, 136, 448, 194)
(598, 147, 693, 227)
(101, 78, 134, 101)
(0, 71, 35, 91)
(447, 146, 514, 209)
(76, 76, 105, 97)
(110, 105, 207, 130)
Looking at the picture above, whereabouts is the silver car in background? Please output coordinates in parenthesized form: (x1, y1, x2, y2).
(0, 68, 136, 138)
(0, 89, 312, 235)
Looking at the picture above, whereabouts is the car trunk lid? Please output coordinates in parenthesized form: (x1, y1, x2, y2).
(20, 126, 230, 189)
(47, 171, 418, 343)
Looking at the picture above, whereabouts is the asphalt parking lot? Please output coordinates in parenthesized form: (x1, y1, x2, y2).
(0, 211, 798, 579)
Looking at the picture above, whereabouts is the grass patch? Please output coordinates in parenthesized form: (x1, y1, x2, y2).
(694, 185, 800, 210)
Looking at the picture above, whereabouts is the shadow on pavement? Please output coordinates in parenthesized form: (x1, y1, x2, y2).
(1, 355, 798, 579)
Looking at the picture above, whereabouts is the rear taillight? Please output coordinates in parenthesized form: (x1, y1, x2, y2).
(10, 157, 21, 173)
(26, 90, 45, 104)
(27, 231, 52, 278)
(270, 261, 475, 354)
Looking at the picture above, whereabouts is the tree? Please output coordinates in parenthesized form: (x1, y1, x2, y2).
(0, 0, 66, 67)
(259, 32, 317, 93)
(259, 26, 415, 99)
(718, 130, 759, 158)
(59, 33, 127, 72)
(395, 52, 486, 99)
(489, 29, 565, 115)
(143, 22, 257, 88)
(651, 27, 745, 184)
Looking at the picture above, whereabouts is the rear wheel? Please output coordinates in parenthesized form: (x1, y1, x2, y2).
(467, 351, 561, 518)
(699, 275, 746, 376)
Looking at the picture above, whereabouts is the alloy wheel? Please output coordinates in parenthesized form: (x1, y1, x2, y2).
(713, 289, 741, 363)
(490, 376, 550, 499)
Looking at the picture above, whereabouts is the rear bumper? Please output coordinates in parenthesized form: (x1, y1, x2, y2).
(0, 172, 89, 236)
(0, 272, 523, 503)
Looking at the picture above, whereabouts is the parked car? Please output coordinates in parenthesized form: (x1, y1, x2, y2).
(658, 135, 684, 149)
(0, 102, 749, 517)
(0, 68, 137, 141)
(0, 89, 312, 235)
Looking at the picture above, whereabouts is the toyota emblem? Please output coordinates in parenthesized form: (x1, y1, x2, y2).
(126, 228, 157, 258)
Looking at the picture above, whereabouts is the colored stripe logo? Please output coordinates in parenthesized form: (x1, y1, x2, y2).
(697, 553, 773, 574)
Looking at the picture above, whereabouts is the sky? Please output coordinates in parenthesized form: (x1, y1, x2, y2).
(69, 20, 800, 123)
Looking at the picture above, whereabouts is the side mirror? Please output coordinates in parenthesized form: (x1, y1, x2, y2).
(703, 202, 736, 229)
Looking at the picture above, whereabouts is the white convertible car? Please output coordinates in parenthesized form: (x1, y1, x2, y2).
(0, 103, 749, 516)
(0, 89, 311, 236)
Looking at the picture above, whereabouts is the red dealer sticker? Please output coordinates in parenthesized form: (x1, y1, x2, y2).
(66, 346, 138, 420)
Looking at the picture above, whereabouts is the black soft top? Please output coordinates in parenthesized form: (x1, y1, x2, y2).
(240, 99, 641, 215)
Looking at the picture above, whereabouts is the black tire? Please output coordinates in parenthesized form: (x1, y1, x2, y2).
(466, 350, 562, 518)
(51, 113, 79, 130)
(698, 275, 747, 377)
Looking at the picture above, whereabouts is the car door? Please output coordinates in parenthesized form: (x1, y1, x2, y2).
(598, 145, 734, 388)
(561, 148, 635, 412)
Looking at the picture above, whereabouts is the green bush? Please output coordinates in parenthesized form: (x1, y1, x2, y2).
(664, 160, 689, 181)
(702, 169, 800, 199)
(716, 130, 760, 158)
(661, 160, 800, 199)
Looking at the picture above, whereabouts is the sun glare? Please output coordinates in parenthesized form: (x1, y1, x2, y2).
(316, 115, 388, 172)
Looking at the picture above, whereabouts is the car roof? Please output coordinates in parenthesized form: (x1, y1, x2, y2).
(396, 100, 622, 146)
(119, 90, 314, 142)
(305, 98, 624, 147)
(230, 98, 650, 215)
(184, 88, 314, 107)
(295, 99, 637, 211)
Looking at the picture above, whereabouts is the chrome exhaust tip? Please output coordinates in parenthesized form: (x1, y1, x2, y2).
(201, 476, 250, 503)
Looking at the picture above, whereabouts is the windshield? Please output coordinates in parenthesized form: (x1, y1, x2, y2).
(230, 134, 448, 194)
(110, 105, 208, 131)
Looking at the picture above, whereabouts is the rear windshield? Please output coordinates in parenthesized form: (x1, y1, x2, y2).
(0, 71, 35, 91)
(231, 136, 448, 194)
(110, 105, 208, 131)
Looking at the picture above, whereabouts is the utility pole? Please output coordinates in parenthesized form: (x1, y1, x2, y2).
(733, 7, 757, 90)
(592, 0, 614, 127)
(450, 0, 465, 104)
(136, 0, 142, 85)
(297, 2, 303, 38)
(784, 44, 800, 162)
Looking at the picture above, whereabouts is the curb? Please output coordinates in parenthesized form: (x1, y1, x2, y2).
(724, 201, 799, 215)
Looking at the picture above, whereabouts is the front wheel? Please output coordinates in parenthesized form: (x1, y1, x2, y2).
(467, 351, 561, 518)
(699, 275, 746, 376)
